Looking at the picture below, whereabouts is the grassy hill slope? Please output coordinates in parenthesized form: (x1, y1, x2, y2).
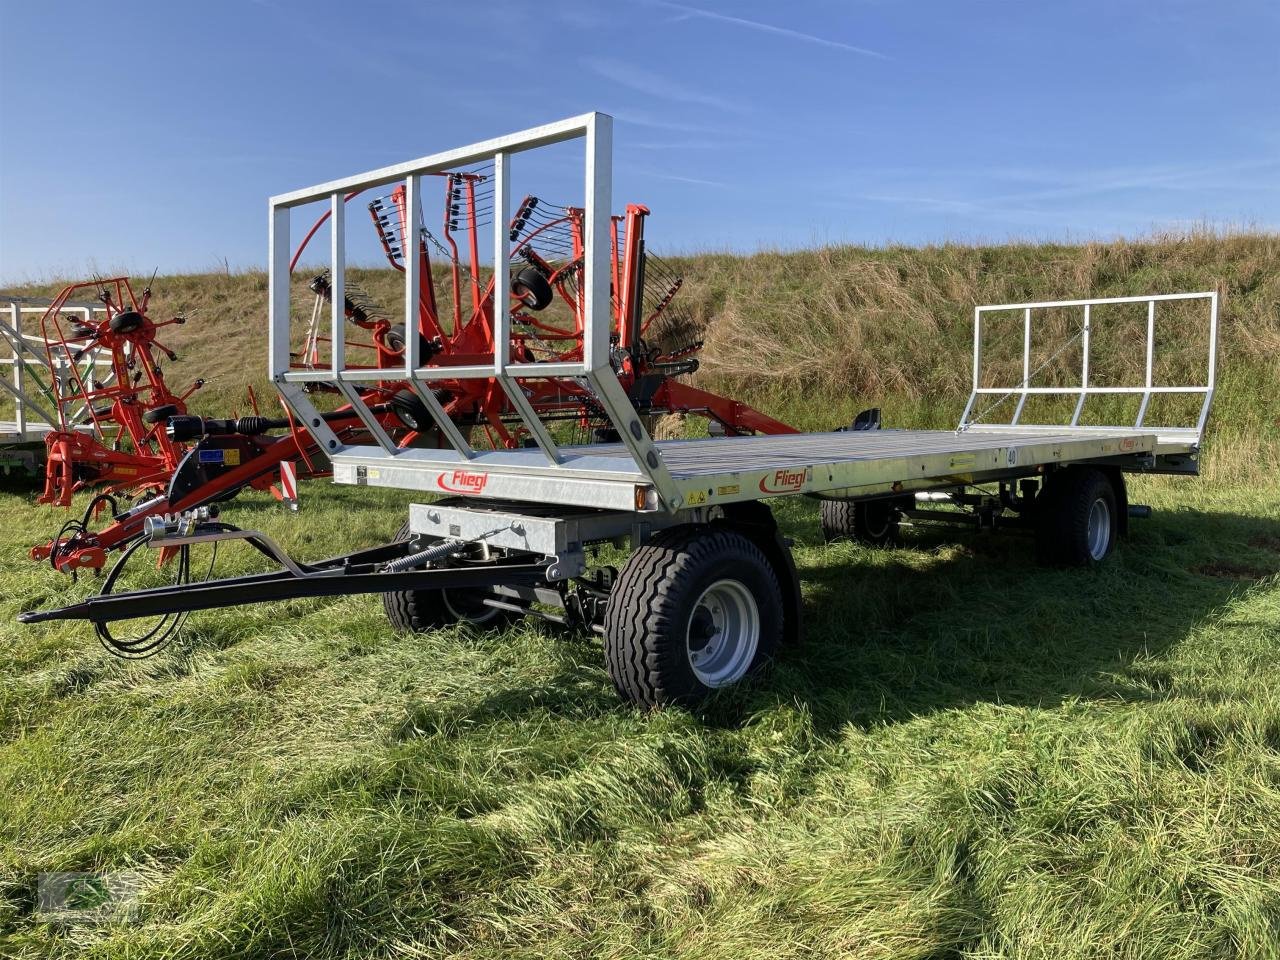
(5, 231, 1277, 481)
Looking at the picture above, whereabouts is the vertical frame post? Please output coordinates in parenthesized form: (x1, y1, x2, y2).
(492, 152, 510, 374)
(10, 302, 23, 437)
(329, 193, 345, 377)
(1136, 298, 1156, 427)
(1198, 292, 1219, 439)
(1011, 306, 1032, 425)
(403, 174, 421, 377)
(1071, 304, 1091, 426)
(582, 113, 612, 373)
(268, 205, 291, 381)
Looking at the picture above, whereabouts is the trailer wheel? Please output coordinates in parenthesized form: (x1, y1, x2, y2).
(381, 523, 514, 631)
(1035, 467, 1118, 567)
(820, 497, 900, 545)
(604, 526, 783, 708)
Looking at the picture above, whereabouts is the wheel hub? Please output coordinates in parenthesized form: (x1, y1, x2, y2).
(1086, 497, 1111, 560)
(686, 579, 760, 688)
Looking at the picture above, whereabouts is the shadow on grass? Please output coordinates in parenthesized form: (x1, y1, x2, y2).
(740, 506, 1280, 735)
(407, 503, 1280, 737)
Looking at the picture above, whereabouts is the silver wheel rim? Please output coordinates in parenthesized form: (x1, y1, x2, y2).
(686, 579, 760, 688)
(867, 512, 891, 539)
(443, 589, 501, 624)
(1086, 497, 1111, 560)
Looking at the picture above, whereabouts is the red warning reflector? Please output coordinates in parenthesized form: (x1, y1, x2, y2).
(280, 460, 298, 510)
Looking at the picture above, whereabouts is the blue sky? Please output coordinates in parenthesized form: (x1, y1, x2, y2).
(1, 0, 1276, 283)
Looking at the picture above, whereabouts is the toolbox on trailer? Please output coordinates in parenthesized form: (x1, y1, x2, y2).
(19, 113, 1219, 708)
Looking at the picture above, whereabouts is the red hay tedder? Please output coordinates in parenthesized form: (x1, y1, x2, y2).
(30, 169, 794, 574)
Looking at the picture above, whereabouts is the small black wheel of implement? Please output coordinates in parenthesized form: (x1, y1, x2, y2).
(382, 522, 514, 631)
(389, 390, 432, 432)
(384, 323, 434, 360)
(384, 324, 407, 353)
(141, 403, 180, 426)
(511, 266, 553, 311)
(604, 526, 783, 708)
(109, 310, 144, 333)
(820, 497, 900, 545)
(1035, 467, 1117, 567)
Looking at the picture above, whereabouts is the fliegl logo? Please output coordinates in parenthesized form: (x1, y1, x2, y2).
(437, 470, 489, 494)
(758, 468, 807, 494)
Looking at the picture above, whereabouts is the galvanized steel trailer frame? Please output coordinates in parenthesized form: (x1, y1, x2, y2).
(263, 112, 1215, 518)
(20, 114, 1219, 706)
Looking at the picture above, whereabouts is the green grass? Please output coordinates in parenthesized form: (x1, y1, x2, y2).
(1, 472, 1278, 957)
(2, 233, 1279, 955)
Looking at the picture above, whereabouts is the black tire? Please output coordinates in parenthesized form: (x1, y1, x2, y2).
(820, 497, 900, 545)
(1035, 467, 1118, 567)
(604, 526, 783, 708)
(383, 324, 407, 353)
(109, 310, 144, 333)
(141, 403, 180, 426)
(388, 390, 432, 432)
(384, 323, 435, 360)
(381, 522, 515, 631)
(511, 266, 553, 311)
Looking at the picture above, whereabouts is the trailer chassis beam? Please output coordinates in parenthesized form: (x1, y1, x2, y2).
(18, 532, 548, 625)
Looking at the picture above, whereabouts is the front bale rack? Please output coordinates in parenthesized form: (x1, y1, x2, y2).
(18, 113, 1220, 708)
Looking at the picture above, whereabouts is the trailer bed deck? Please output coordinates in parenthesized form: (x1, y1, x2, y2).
(332, 426, 1180, 513)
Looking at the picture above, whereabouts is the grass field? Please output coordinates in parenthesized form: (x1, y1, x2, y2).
(2, 234, 1279, 957)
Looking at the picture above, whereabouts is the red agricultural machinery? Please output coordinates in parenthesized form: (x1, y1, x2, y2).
(34, 276, 194, 508)
(30, 169, 794, 574)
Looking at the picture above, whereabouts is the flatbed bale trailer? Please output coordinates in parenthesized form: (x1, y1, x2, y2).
(18, 114, 1219, 708)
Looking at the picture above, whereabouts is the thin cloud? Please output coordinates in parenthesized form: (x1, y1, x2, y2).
(633, 168, 730, 188)
(854, 158, 1280, 219)
(611, 108, 756, 138)
(631, 139, 737, 151)
(584, 57, 747, 114)
(648, 0, 889, 60)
